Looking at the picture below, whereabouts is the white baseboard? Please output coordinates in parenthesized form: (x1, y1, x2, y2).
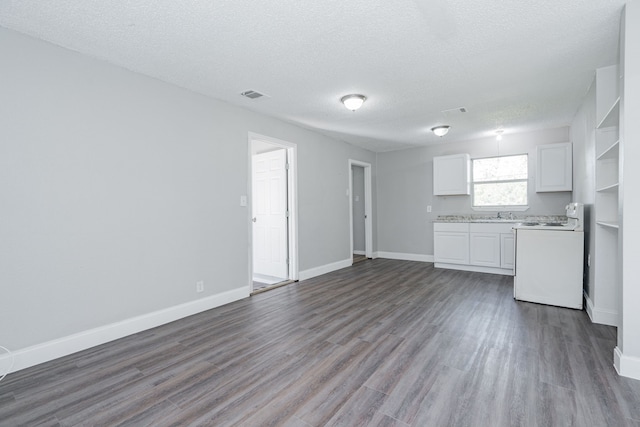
(299, 258, 352, 281)
(374, 251, 434, 263)
(584, 291, 619, 326)
(10, 286, 250, 373)
(434, 262, 513, 276)
(353, 250, 365, 256)
(614, 346, 640, 380)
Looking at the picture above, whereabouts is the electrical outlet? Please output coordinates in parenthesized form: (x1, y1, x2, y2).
(427, 205, 432, 213)
(196, 281, 204, 293)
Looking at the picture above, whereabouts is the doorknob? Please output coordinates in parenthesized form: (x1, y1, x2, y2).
(252, 217, 257, 222)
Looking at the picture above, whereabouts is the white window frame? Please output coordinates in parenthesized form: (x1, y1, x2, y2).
(471, 154, 529, 212)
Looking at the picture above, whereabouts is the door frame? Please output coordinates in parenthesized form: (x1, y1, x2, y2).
(349, 159, 373, 261)
(248, 132, 299, 286)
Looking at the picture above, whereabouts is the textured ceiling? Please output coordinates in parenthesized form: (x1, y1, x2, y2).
(0, 0, 626, 152)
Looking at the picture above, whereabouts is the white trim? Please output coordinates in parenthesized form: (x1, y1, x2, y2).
(471, 206, 530, 212)
(353, 250, 366, 256)
(248, 132, 299, 289)
(348, 160, 373, 261)
(299, 258, 352, 281)
(9, 287, 249, 373)
(614, 346, 640, 380)
(434, 262, 514, 276)
(376, 251, 434, 263)
(584, 291, 619, 326)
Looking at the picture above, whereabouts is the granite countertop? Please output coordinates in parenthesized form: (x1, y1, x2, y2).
(433, 214, 568, 224)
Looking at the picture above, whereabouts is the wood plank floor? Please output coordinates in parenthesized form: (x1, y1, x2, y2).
(2, 259, 640, 426)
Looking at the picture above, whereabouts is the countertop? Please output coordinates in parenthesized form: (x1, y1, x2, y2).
(433, 214, 568, 224)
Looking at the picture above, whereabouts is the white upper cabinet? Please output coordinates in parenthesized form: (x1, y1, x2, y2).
(433, 153, 470, 195)
(535, 142, 572, 192)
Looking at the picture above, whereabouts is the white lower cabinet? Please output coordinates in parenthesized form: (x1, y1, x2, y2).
(435, 222, 514, 275)
(434, 223, 469, 264)
(500, 233, 515, 269)
(470, 232, 500, 267)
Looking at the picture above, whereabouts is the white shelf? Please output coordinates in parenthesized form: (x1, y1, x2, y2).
(596, 221, 620, 229)
(597, 140, 620, 160)
(596, 183, 619, 192)
(591, 63, 620, 327)
(597, 97, 620, 129)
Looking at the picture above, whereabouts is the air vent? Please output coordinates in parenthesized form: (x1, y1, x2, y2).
(241, 90, 266, 99)
(441, 106, 467, 114)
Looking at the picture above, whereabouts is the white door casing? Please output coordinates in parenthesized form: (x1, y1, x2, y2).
(252, 149, 288, 279)
(348, 159, 373, 261)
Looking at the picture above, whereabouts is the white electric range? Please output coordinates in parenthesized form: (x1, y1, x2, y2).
(513, 203, 584, 309)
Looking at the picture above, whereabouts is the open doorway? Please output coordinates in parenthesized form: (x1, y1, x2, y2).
(349, 160, 373, 264)
(249, 133, 298, 293)
(351, 165, 366, 263)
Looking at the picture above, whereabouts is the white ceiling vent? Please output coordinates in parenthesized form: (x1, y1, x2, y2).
(241, 90, 268, 99)
(441, 107, 467, 114)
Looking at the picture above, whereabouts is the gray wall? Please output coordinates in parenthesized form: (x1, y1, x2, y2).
(376, 127, 573, 256)
(571, 80, 597, 296)
(352, 166, 365, 252)
(0, 27, 377, 351)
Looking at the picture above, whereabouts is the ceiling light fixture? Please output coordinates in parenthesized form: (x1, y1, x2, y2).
(431, 125, 451, 137)
(496, 129, 504, 141)
(341, 94, 366, 111)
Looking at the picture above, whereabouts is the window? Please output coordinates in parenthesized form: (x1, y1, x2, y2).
(472, 154, 528, 208)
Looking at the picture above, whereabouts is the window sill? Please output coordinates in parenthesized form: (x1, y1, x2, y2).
(471, 206, 530, 212)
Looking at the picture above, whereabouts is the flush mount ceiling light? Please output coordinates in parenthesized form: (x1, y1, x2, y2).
(341, 94, 366, 111)
(431, 125, 451, 137)
(496, 129, 504, 141)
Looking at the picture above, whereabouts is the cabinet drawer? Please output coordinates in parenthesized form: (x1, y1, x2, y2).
(434, 222, 469, 233)
(469, 223, 515, 234)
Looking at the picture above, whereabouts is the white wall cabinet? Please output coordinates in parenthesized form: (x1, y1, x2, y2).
(536, 142, 573, 192)
(433, 153, 470, 195)
(435, 222, 514, 275)
(434, 223, 469, 264)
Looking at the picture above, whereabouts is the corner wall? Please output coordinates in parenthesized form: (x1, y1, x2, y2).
(618, 1, 640, 380)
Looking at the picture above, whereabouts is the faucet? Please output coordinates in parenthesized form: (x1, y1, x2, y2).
(496, 212, 502, 219)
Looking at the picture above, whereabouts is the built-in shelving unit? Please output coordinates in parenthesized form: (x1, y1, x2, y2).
(590, 64, 621, 327)
(597, 98, 620, 129)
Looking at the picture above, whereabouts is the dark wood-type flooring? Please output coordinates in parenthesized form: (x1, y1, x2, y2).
(2, 259, 640, 426)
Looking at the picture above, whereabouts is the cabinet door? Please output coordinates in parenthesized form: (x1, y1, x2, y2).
(434, 232, 469, 264)
(536, 142, 572, 192)
(433, 154, 470, 195)
(500, 233, 515, 270)
(469, 232, 500, 267)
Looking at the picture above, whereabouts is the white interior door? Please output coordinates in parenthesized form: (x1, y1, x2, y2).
(252, 149, 288, 279)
